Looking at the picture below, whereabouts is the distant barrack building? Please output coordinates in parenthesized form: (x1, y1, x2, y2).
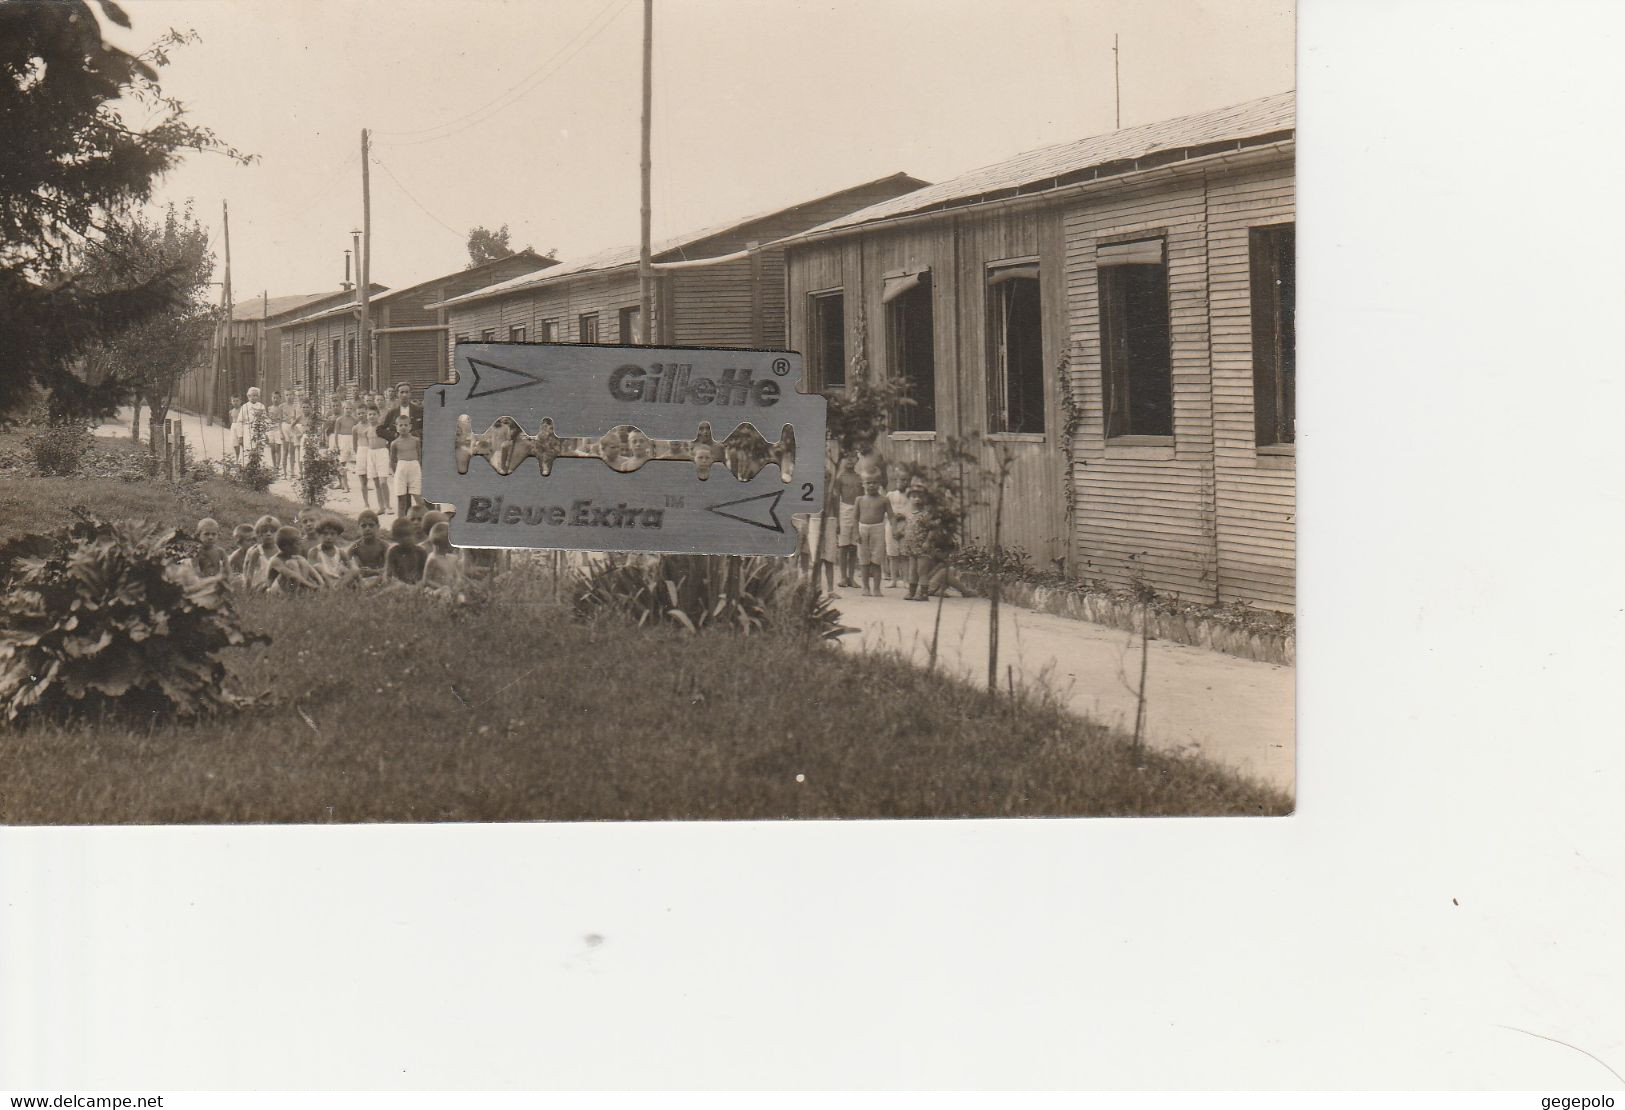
(279, 251, 557, 399)
(776, 91, 1296, 611)
(427, 173, 928, 354)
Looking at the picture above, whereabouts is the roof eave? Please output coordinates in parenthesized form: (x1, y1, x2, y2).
(776, 132, 1294, 250)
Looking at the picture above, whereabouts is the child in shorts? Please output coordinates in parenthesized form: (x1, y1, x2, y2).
(389, 415, 422, 517)
(421, 521, 467, 597)
(853, 478, 894, 597)
(289, 403, 306, 480)
(241, 514, 282, 591)
(384, 515, 427, 585)
(308, 516, 356, 587)
(225, 523, 257, 586)
(833, 453, 863, 587)
(267, 525, 323, 593)
(346, 509, 390, 579)
(189, 517, 227, 581)
(332, 402, 354, 493)
(885, 475, 913, 587)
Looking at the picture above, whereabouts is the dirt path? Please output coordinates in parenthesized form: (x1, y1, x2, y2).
(831, 583, 1295, 796)
(97, 407, 377, 520)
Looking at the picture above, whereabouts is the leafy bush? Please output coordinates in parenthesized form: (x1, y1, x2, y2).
(295, 440, 344, 507)
(954, 544, 1035, 578)
(82, 446, 157, 482)
(574, 554, 852, 639)
(0, 515, 268, 724)
(22, 423, 93, 476)
(213, 449, 276, 493)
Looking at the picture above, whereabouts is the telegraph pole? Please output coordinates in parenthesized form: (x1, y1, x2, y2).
(360, 128, 374, 390)
(221, 199, 234, 420)
(1113, 33, 1121, 129)
(637, 0, 653, 343)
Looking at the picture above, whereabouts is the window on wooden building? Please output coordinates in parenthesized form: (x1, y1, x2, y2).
(541, 319, 559, 343)
(578, 313, 599, 344)
(1249, 223, 1295, 446)
(618, 306, 640, 345)
(347, 337, 357, 382)
(509, 325, 526, 343)
(1098, 238, 1173, 439)
(330, 339, 341, 392)
(481, 328, 496, 342)
(808, 290, 845, 390)
(986, 261, 1043, 434)
(884, 271, 935, 432)
(303, 343, 315, 388)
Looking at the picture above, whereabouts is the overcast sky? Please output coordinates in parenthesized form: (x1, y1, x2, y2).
(106, 0, 1294, 301)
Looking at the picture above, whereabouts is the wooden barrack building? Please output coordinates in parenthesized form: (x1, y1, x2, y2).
(779, 92, 1296, 610)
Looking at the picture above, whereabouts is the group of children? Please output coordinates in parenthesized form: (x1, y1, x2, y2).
(225, 390, 424, 518)
(804, 451, 970, 602)
(182, 503, 466, 597)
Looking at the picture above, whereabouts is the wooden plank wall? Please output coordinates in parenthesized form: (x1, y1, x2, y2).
(1063, 175, 1220, 602)
(446, 270, 651, 357)
(1206, 157, 1295, 610)
(785, 215, 1070, 568)
(671, 259, 757, 347)
(281, 314, 364, 400)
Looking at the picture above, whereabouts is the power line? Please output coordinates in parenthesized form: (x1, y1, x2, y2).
(370, 152, 464, 240)
(373, 0, 634, 149)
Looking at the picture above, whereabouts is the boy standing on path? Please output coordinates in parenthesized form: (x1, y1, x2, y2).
(389, 414, 423, 518)
(833, 453, 864, 588)
(854, 478, 894, 597)
(332, 401, 354, 494)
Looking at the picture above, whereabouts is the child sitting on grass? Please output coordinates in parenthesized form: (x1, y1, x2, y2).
(190, 517, 226, 580)
(346, 509, 390, 580)
(224, 523, 257, 584)
(854, 477, 894, 596)
(421, 521, 467, 597)
(383, 515, 427, 586)
(266, 525, 323, 593)
(240, 514, 282, 591)
(308, 516, 357, 588)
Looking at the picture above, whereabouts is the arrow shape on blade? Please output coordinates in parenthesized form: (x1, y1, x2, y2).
(465, 357, 544, 399)
(704, 488, 784, 533)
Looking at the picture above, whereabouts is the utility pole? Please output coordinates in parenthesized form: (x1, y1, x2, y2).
(637, 0, 653, 343)
(221, 199, 234, 421)
(1113, 33, 1121, 129)
(360, 128, 374, 391)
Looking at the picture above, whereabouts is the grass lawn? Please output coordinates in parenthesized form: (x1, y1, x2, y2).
(0, 431, 325, 547)
(1, 570, 1291, 823)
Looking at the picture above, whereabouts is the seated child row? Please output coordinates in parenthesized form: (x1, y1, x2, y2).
(185, 507, 464, 595)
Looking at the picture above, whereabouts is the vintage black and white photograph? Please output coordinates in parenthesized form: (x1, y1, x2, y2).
(0, 0, 1295, 822)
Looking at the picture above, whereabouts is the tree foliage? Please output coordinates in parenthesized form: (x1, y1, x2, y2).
(466, 223, 555, 268)
(466, 223, 518, 267)
(77, 202, 219, 446)
(0, 0, 251, 420)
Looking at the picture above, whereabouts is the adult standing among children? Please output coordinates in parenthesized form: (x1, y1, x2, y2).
(377, 382, 423, 444)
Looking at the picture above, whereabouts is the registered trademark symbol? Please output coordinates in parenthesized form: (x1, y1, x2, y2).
(771, 357, 791, 377)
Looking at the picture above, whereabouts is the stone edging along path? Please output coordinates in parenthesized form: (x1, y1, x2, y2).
(953, 571, 1295, 666)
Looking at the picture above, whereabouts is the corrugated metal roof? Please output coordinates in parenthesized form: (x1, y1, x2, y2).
(431, 171, 927, 310)
(231, 292, 330, 322)
(781, 91, 1294, 242)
